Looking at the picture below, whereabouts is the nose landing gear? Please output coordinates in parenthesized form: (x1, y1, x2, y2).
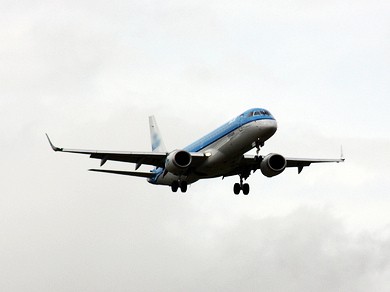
(255, 139, 264, 156)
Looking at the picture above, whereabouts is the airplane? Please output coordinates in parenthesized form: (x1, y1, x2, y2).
(46, 108, 344, 195)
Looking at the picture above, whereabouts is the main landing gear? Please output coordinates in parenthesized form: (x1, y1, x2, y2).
(233, 176, 250, 195)
(233, 139, 263, 195)
(171, 181, 188, 193)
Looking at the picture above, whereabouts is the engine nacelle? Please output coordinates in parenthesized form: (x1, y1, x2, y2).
(260, 153, 287, 177)
(165, 150, 192, 175)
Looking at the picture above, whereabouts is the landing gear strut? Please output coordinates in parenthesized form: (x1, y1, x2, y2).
(255, 139, 264, 156)
(233, 176, 250, 195)
(171, 181, 188, 193)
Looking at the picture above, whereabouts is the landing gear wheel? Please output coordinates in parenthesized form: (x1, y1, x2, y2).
(233, 183, 241, 195)
(233, 175, 250, 195)
(242, 183, 250, 195)
(180, 181, 188, 193)
(171, 181, 179, 193)
(171, 181, 188, 193)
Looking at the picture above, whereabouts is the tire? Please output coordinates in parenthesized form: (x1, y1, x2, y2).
(242, 183, 250, 195)
(171, 181, 179, 192)
(180, 181, 188, 193)
(233, 183, 241, 195)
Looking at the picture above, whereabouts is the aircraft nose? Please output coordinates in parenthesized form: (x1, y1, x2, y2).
(264, 119, 277, 132)
(257, 119, 277, 137)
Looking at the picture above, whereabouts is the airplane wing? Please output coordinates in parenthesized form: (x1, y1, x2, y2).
(88, 169, 155, 178)
(223, 153, 344, 178)
(46, 134, 206, 168)
(284, 157, 345, 173)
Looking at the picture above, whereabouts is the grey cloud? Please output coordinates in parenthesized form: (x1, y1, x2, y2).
(4, 203, 389, 291)
(1, 0, 390, 291)
(180, 208, 390, 292)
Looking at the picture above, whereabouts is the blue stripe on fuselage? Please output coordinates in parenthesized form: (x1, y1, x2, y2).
(183, 108, 274, 153)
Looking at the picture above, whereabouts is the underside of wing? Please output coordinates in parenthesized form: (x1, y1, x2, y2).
(46, 133, 168, 167)
(223, 153, 344, 177)
(62, 149, 168, 168)
(46, 134, 208, 170)
(285, 157, 345, 173)
(89, 151, 167, 167)
(89, 169, 155, 178)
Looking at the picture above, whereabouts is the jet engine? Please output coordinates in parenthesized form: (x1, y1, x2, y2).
(165, 150, 192, 175)
(260, 153, 287, 177)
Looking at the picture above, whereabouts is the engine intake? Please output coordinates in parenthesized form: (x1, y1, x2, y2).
(165, 150, 192, 175)
(260, 153, 287, 177)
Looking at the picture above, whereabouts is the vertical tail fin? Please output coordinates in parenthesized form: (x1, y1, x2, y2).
(149, 115, 167, 152)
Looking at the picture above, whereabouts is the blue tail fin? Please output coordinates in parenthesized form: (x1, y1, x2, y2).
(149, 115, 167, 152)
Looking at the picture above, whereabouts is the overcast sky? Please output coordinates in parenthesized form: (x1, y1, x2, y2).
(1, 0, 390, 291)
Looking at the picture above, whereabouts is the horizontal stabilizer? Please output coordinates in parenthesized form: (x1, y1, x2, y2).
(89, 169, 154, 178)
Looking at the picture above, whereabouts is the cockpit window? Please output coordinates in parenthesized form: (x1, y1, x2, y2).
(247, 110, 271, 117)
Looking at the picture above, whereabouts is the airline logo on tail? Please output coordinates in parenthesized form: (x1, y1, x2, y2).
(149, 115, 167, 153)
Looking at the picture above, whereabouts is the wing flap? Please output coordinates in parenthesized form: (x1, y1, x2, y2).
(89, 169, 155, 178)
(46, 134, 209, 168)
(286, 157, 345, 167)
(89, 152, 167, 167)
(46, 133, 168, 167)
(236, 154, 344, 175)
(285, 157, 345, 174)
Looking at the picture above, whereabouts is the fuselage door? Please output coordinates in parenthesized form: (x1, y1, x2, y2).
(238, 114, 244, 131)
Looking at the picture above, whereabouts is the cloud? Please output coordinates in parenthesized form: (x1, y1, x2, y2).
(1, 0, 390, 291)
(2, 190, 390, 292)
(177, 207, 390, 292)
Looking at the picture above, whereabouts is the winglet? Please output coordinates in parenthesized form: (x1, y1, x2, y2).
(45, 134, 63, 152)
(340, 145, 345, 162)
